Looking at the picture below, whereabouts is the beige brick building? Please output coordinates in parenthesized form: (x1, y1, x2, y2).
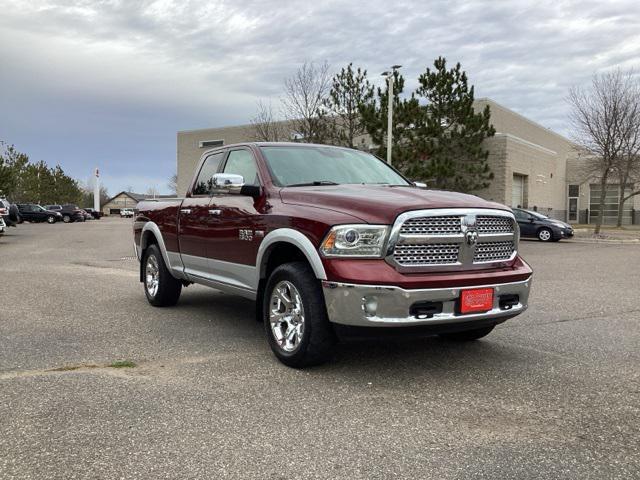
(176, 98, 640, 224)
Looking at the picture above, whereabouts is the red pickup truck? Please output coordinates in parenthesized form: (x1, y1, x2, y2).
(134, 143, 532, 367)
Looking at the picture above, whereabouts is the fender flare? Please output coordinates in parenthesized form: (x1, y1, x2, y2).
(139, 222, 173, 272)
(256, 228, 327, 284)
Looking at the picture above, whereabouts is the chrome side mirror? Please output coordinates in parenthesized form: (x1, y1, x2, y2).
(212, 173, 244, 194)
(413, 181, 427, 189)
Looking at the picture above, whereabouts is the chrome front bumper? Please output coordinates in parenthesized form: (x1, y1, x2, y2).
(322, 278, 531, 327)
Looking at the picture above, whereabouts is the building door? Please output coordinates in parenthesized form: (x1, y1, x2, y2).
(512, 174, 526, 208)
(568, 184, 579, 223)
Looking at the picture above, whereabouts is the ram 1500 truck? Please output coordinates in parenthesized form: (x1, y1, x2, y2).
(134, 143, 532, 367)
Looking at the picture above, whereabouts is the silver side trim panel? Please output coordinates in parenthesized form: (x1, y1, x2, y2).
(181, 254, 257, 294)
(256, 228, 327, 281)
(322, 278, 531, 327)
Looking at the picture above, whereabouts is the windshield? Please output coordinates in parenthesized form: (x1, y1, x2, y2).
(260, 146, 410, 187)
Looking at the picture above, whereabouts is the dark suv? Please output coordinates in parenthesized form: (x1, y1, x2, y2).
(513, 208, 574, 242)
(45, 204, 85, 223)
(17, 204, 63, 224)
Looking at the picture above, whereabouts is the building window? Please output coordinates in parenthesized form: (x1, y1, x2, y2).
(199, 139, 224, 148)
(589, 184, 633, 225)
(568, 184, 579, 197)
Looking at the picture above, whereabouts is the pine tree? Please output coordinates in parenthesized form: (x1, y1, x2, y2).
(359, 71, 421, 168)
(411, 57, 495, 192)
(323, 63, 374, 148)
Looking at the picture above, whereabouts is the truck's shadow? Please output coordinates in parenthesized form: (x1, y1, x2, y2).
(173, 287, 529, 376)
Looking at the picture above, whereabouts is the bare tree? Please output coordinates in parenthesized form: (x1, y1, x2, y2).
(281, 61, 332, 143)
(612, 78, 640, 225)
(249, 100, 285, 142)
(568, 70, 639, 234)
(167, 173, 178, 195)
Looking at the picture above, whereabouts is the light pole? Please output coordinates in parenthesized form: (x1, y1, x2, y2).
(381, 65, 402, 165)
(94, 168, 100, 212)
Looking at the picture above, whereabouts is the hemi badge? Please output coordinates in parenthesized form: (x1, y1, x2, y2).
(255, 230, 265, 238)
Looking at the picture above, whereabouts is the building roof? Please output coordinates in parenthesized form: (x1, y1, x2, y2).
(103, 191, 175, 205)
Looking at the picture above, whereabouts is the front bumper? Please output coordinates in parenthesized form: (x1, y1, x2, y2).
(322, 277, 531, 327)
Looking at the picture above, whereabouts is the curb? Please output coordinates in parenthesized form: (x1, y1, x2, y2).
(566, 237, 640, 245)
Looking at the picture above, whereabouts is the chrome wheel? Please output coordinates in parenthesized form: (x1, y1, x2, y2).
(538, 229, 552, 241)
(47, 216, 55, 224)
(269, 280, 305, 353)
(145, 254, 160, 297)
(62, 215, 71, 223)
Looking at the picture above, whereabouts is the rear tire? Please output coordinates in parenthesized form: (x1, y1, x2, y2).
(143, 244, 182, 307)
(62, 214, 71, 223)
(263, 262, 336, 368)
(439, 325, 495, 341)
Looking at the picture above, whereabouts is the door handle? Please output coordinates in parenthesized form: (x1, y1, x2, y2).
(180, 208, 192, 214)
(208, 209, 221, 216)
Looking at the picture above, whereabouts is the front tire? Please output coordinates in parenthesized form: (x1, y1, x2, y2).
(62, 214, 71, 223)
(143, 244, 182, 306)
(538, 228, 553, 242)
(439, 325, 495, 341)
(47, 215, 56, 224)
(263, 262, 336, 368)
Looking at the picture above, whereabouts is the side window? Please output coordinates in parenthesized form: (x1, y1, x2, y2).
(223, 150, 259, 186)
(193, 152, 225, 195)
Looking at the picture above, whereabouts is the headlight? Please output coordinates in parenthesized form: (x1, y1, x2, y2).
(320, 225, 388, 258)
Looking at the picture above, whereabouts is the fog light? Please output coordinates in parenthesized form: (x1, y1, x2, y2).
(362, 296, 378, 317)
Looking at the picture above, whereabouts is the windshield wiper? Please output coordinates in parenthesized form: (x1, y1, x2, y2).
(287, 181, 340, 187)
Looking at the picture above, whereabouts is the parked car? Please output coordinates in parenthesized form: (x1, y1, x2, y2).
(120, 208, 134, 218)
(45, 204, 85, 223)
(16, 204, 63, 224)
(513, 208, 574, 242)
(79, 209, 93, 221)
(84, 208, 102, 219)
(134, 142, 533, 368)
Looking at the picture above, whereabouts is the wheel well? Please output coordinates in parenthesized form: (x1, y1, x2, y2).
(255, 242, 313, 322)
(261, 242, 309, 280)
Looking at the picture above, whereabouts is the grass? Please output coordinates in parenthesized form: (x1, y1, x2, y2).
(109, 360, 136, 369)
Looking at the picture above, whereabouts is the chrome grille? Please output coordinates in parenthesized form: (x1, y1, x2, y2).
(388, 209, 518, 271)
(393, 244, 460, 265)
(400, 216, 461, 235)
(476, 216, 514, 234)
(473, 241, 515, 262)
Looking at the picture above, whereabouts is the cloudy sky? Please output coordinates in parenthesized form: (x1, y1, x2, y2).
(1, 0, 639, 195)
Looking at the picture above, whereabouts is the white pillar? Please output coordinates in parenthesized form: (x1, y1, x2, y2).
(94, 168, 100, 212)
(386, 74, 393, 165)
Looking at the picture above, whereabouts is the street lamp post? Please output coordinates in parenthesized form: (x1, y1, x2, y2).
(381, 65, 402, 165)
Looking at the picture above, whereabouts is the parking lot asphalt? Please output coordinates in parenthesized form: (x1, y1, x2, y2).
(1, 218, 639, 479)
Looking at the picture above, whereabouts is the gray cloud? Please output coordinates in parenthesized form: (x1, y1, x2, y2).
(1, 0, 639, 193)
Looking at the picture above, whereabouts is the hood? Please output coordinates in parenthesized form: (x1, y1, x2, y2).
(280, 184, 510, 224)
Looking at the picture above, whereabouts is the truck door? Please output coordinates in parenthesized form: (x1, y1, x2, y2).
(178, 150, 225, 278)
(207, 147, 266, 291)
